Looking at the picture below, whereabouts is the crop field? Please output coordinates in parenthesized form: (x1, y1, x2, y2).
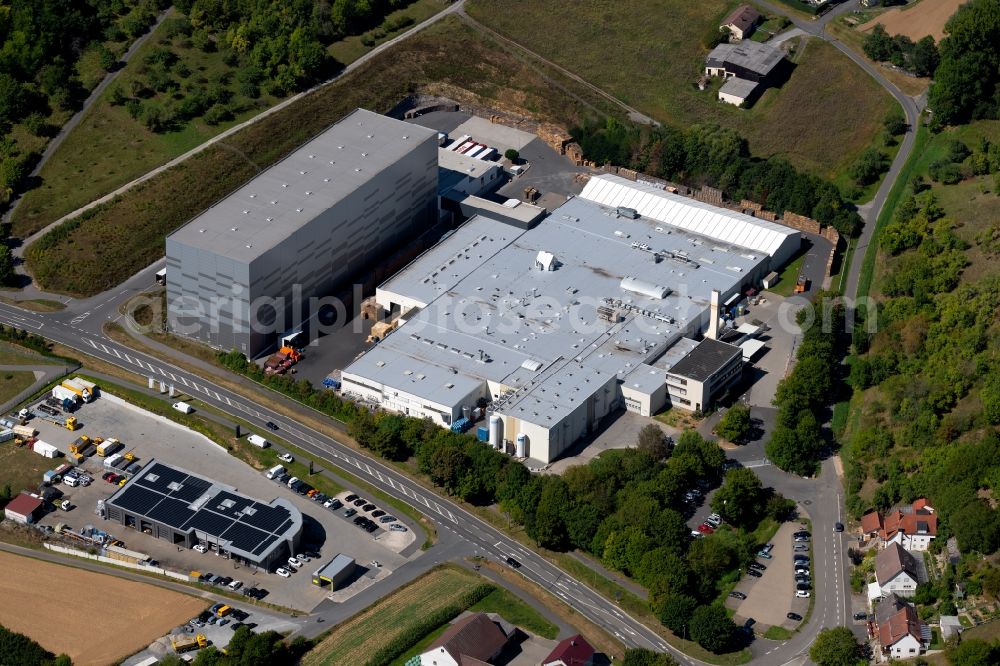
(858, 0, 965, 42)
(466, 0, 896, 180)
(302, 565, 484, 666)
(0, 551, 205, 666)
(24, 16, 619, 297)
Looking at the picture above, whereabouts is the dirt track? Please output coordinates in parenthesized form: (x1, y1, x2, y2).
(0, 551, 205, 665)
(859, 0, 965, 42)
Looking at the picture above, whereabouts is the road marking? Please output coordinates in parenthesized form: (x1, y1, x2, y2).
(70, 312, 91, 325)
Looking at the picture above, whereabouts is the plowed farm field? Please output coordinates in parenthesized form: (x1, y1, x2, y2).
(859, 0, 966, 42)
(0, 551, 205, 665)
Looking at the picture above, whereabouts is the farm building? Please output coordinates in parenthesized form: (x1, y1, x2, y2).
(104, 459, 302, 570)
(706, 41, 784, 82)
(4, 493, 45, 524)
(341, 175, 797, 463)
(166, 109, 439, 357)
(719, 77, 759, 106)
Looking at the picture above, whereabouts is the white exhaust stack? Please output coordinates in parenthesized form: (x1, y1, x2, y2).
(708, 290, 721, 340)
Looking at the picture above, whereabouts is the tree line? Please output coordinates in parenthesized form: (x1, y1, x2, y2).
(927, 0, 1000, 128)
(862, 24, 939, 77)
(216, 349, 791, 654)
(765, 298, 845, 477)
(571, 118, 863, 237)
(0, 626, 70, 666)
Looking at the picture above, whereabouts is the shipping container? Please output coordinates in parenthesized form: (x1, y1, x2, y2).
(32, 441, 60, 458)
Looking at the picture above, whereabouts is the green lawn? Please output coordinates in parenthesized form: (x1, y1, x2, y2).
(764, 248, 807, 297)
(0, 371, 37, 405)
(0, 342, 50, 366)
(470, 587, 559, 638)
(467, 1, 897, 180)
(763, 625, 793, 640)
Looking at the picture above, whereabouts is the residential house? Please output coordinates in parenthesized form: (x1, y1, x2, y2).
(875, 543, 920, 597)
(415, 613, 515, 666)
(875, 594, 930, 659)
(719, 4, 762, 41)
(543, 634, 596, 666)
(861, 499, 938, 551)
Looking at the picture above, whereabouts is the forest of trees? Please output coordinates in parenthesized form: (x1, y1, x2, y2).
(570, 119, 863, 237)
(927, 0, 1000, 127)
(0, 0, 168, 208)
(862, 24, 939, 77)
(0, 626, 70, 666)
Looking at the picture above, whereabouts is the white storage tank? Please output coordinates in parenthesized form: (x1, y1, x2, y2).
(515, 433, 527, 458)
(462, 405, 471, 420)
(488, 415, 502, 449)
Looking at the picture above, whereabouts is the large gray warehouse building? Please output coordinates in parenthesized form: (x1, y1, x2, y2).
(166, 109, 439, 357)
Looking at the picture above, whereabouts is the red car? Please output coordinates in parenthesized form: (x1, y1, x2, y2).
(697, 523, 715, 535)
(103, 472, 117, 483)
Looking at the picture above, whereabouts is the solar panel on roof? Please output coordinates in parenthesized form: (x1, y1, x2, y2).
(251, 534, 279, 556)
(241, 504, 289, 532)
(147, 497, 197, 529)
(186, 510, 235, 536)
(221, 522, 272, 552)
(170, 477, 212, 502)
(111, 486, 163, 515)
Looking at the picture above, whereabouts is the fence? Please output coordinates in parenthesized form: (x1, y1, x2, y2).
(44, 542, 193, 582)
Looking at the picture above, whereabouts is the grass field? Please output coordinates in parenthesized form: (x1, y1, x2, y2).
(466, 0, 897, 180)
(0, 441, 51, 497)
(0, 550, 205, 666)
(24, 16, 619, 296)
(302, 565, 486, 666)
(826, 18, 930, 98)
(0, 342, 50, 365)
(0, 370, 36, 405)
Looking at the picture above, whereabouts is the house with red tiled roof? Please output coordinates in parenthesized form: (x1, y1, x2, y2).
(543, 634, 596, 666)
(861, 499, 937, 551)
(875, 595, 929, 659)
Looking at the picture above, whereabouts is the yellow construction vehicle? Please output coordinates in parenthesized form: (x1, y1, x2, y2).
(171, 634, 207, 653)
(65, 417, 79, 431)
(123, 447, 137, 462)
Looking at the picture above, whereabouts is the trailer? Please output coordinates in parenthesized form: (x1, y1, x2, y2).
(247, 434, 270, 449)
(0, 428, 13, 443)
(96, 438, 123, 457)
(32, 440, 60, 458)
(13, 425, 36, 438)
(104, 453, 124, 469)
(61, 378, 96, 403)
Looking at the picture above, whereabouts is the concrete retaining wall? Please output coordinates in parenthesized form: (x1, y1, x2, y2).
(44, 543, 193, 581)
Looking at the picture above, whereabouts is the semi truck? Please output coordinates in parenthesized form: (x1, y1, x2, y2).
(51, 385, 80, 407)
(61, 378, 97, 403)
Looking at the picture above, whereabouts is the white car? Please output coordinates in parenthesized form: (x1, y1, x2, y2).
(287, 556, 302, 569)
(275, 567, 292, 578)
(227, 580, 243, 591)
(278, 453, 294, 463)
(796, 590, 811, 598)
(389, 524, 408, 532)
(193, 544, 208, 553)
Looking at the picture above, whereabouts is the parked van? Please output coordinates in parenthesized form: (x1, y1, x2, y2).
(63, 475, 79, 487)
(247, 434, 270, 449)
(172, 402, 194, 414)
(266, 465, 286, 480)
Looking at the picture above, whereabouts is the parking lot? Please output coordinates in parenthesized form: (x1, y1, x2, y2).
(731, 292, 807, 409)
(29, 390, 418, 611)
(727, 521, 810, 634)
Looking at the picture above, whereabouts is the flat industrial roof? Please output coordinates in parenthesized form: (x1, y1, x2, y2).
(167, 108, 436, 263)
(666, 338, 741, 382)
(348, 193, 767, 421)
(107, 459, 301, 563)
